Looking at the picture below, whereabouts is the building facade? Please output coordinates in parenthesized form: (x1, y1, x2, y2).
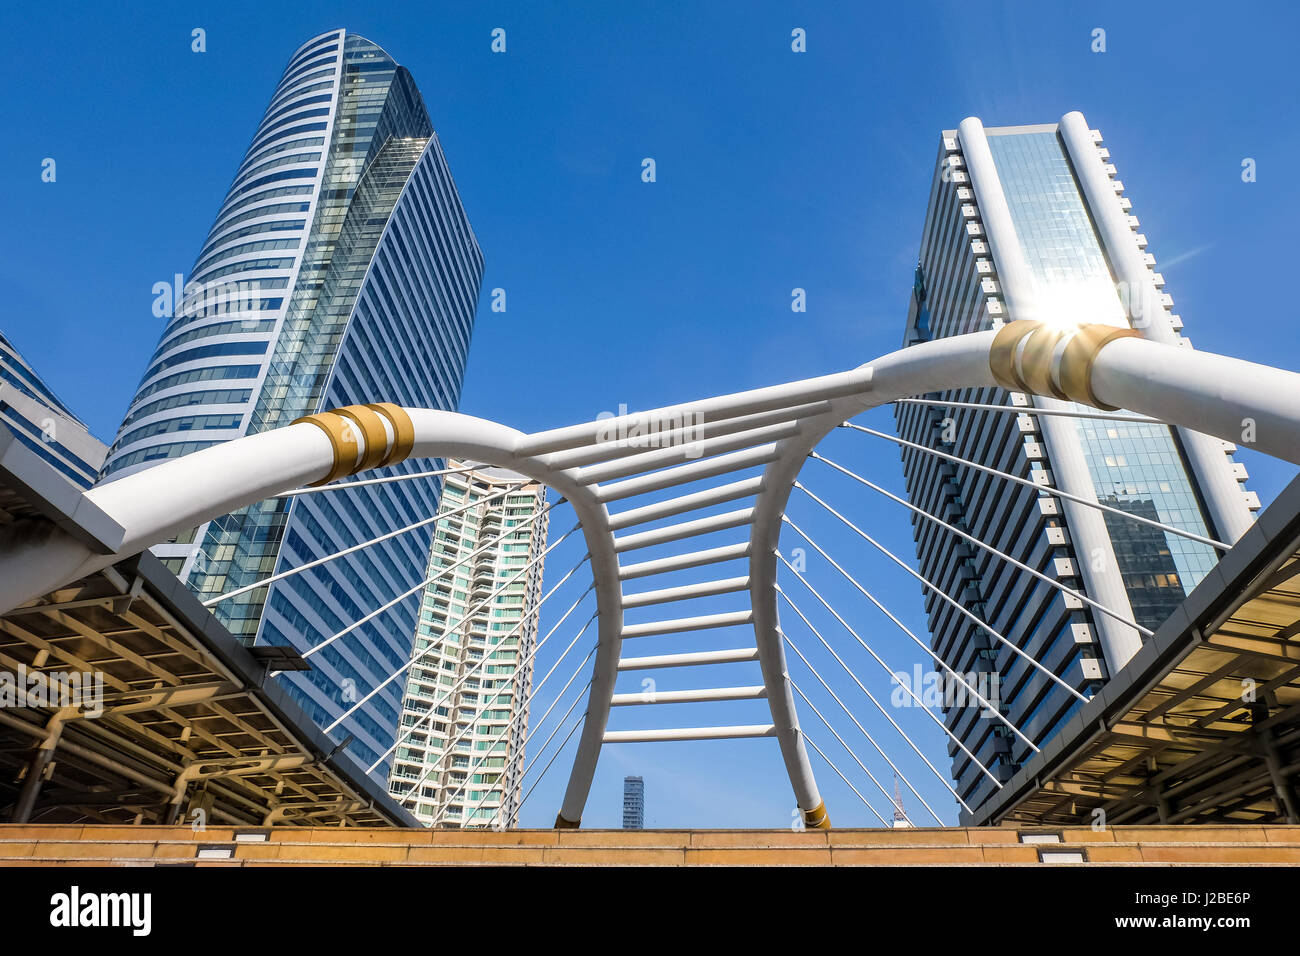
(99, 30, 485, 773)
(895, 113, 1258, 812)
(388, 464, 549, 827)
(1, 331, 107, 488)
(622, 776, 645, 829)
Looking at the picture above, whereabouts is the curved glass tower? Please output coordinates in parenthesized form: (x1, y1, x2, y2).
(101, 30, 485, 774)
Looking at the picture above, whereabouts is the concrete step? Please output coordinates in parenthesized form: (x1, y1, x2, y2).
(2, 824, 1298, 866)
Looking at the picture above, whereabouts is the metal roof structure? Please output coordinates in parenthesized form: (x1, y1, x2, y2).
(968, 470, 1300, 827)
(0, 428, 418, 827)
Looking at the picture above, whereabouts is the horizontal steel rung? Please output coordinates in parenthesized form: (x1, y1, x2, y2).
(618, 542, 751, 580)
(612, 508, 754, 553)
(610, 685, 767, 706)
(603, 724, 777, 743)
(596, 444, 780, 503)
(607, 476, 764, 531)
(621, 576, 750, 608)
(579, 421, 799, 485)
(622, 610, 754, 639)
(617, 647, 760, 670)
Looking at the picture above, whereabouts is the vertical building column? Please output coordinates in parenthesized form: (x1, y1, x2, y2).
(1057, 111, 1253, 544)
(958, 116, 1144, 672)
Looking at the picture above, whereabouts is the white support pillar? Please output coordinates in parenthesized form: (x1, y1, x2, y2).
(1058, 110, 1254, 544)
(958, 115, 1143, 671)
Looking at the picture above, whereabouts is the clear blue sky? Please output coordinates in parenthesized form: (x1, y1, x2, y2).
(3, 1, 1298, 827)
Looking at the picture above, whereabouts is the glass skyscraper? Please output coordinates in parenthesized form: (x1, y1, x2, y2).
(99, 30, 485, 774)
(895, 114, 1258, 811)
(1, 330, 107, 489)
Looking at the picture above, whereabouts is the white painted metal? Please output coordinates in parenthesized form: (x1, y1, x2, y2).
(603, 725, 777, 743)
(612, 508, 754, 553)
(621, 576, 750, 608)
(621, 610, 754, 638)
(607, 477, 764, 531)
(789, 677, 933, 824)
(617, 648, 760, 671)
(610, 685, 767, 705)
(617, 543, 751, 580)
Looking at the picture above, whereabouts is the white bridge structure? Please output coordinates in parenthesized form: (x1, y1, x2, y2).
(3, 320, 1300, 829)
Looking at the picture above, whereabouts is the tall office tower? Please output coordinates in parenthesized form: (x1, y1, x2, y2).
(99, 30, 485, 772)
(895, 113, 1258, 811)
(0, 331, 107, 488)
(388, 464, 549, 827)
(622, 776, 645, 829)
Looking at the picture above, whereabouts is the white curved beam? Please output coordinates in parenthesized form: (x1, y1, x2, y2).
(4, 324, 1300, 831)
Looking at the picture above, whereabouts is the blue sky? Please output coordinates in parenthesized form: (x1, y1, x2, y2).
(3, 1, 1298, 828)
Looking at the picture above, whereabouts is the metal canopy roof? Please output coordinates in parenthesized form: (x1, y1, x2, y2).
(968, 469, 1300, 827)
(0, 430, 418, 828)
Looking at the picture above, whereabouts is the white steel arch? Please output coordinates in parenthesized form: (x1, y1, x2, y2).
(4, 321, 1300, 827)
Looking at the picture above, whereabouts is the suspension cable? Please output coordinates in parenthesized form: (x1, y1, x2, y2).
(372, 554, 596, 771)
(841, 422, 1230, 551)
(786, 676, 916, 824)
(275, 461, 479, 497)
(778, 590, 993, 800)
(322, 518, 583, 733)
(510, 704, 589, 826)
(206, 483, 522, 606)
(298, 500, 566, 664)
(426, 614, 598, 824)
(800, 732, 889, 827)
(416, 611, 600, 816)
(809, 452, 1153, 637)
(894, 397, 1159, 424)
(466, 656, 596, 827)
(790, 484, 1090, 707)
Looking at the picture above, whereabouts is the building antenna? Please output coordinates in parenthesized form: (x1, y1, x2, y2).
(892, 773, 913, 828)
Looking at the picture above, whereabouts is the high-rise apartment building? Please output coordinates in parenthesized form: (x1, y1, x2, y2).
(1, 331, 107, 488)
(622, 776, 645, 829)
(895, 113, 1258, 811)
(388, 464, 549, 827)
(99, 30, 485, 772)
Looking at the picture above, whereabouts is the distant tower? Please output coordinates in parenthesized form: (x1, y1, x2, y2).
(891, 775, 913, 828)
(622, 776, 645, 829)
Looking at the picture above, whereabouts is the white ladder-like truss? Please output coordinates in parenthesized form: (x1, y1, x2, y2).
(4, 320, 1300, 828)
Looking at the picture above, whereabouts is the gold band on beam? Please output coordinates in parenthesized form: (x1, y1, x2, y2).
(335, 405, 391, 472)
(554, 813, 581, 829)
(1019, 324, 1070, 401)
(988, 321, 1037, 392)
(293, 412, 361, 486)
(367, 403, 416, 467)
(1058, 325, 1141, 410)
(802, 801, 830, 829)
(292, 403, 418, 486)
(989, 320, 1142, 410)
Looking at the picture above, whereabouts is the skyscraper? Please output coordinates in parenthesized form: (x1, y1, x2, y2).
(388, 463, 549, 827)
(623, 776, 645, 829)
(99, 30, 485, 773)
(1, 330, 107, 489)
(895, 113, 1258, 811)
